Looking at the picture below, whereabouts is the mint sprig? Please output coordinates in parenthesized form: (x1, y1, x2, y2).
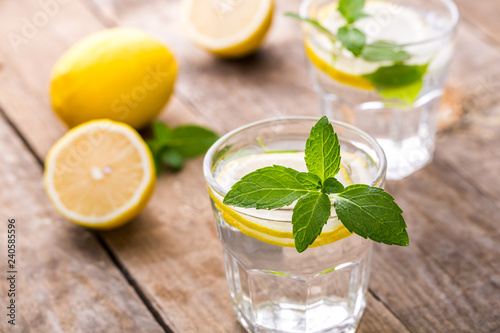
(338, 0, 369, 24)
(223, 117, 408, 252)
(285, 1, 427, 104)
(284, 13, 337, 41)
(147, 121, 219, 174)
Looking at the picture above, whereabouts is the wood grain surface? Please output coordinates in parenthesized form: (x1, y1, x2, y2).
(0, 0, 499, 332)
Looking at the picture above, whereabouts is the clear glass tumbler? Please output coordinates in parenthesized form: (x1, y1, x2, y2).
(299, 0, 459, 180)
(203, 117, 387, 333)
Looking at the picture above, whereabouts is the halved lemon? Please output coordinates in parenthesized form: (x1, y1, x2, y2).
(180, 0, 273, 58)
(44, 119, 155, 229)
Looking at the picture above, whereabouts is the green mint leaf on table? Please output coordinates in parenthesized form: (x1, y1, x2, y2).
(152, 121, 171, 145)
(146, 139, 164, 175)
(338, 0, 368, 24)
(296, 172, 322, 190)
(284, 13, 337, 41)
(338, 26, 366, 57)
(292, 192, 331, 253)
(161, 149, 184, 171)
(168, 125, 220, 157)
(305, 116, 341, 181)
(147, 121, 219, 174)
(334, 185, 409, 246)
(361, 41, 411, 62)
(322, 177, 345, 194)
(223, 116, 408, 252)
(223, 165, 310, 210)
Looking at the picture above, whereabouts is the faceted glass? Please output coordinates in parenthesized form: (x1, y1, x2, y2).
(299, 0, 459, 179)
(203, 118, 387, 333)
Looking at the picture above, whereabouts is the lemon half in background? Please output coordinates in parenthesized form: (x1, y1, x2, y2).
(44, 119, 156, 230)
(181, 0, 274, 58)
(50, 28, 177, 130)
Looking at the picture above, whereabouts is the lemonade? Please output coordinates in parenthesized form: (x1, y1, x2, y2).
(298, 0, 459, 180)
(204, 118, 387, 333)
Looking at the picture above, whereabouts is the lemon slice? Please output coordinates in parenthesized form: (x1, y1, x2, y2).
(209, 189, 353, 248)
(305, 0, 431, 89)
(206, 151, 374, 248)
(180, 0, 273, 58)
(44, 120, 155, 229)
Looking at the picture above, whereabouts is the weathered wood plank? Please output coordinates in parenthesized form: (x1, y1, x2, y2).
(453, 0, 500, 45)
(378, 160, 500, 332)
(1, 0, 499, 332)
(0, 0, 411, 332)
(83, 0, 500, 331)
(0, 114, 164, 332)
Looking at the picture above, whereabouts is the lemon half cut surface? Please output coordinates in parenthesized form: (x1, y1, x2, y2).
(181, 0, 274, 58)
(44, 120, 155, 230)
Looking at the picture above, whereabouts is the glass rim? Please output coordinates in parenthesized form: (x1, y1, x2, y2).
(203, 116, 387, 198)
(299, 0, 460, 48)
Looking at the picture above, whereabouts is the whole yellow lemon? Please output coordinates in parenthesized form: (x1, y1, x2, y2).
(50, 28, 177, 129)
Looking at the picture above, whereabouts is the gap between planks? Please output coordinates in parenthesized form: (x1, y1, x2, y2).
(71, 2, 415, 331)
(0, 104, 173, 333)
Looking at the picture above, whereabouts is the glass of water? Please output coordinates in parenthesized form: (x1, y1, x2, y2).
(299, 0, 459, 180)
(204, 117, 386, 333)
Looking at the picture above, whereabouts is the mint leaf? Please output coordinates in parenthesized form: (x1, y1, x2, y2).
(292, 192, 331, 252)
(222, 117, 409, 253)
(363, 63, 428, 103)
(334, 185, 409, 246)
(223, 165, 310, 210)
(378, 79, 423, 104)
(147, 122, 219, 174)
(322, 177, 345, 194)
(363, 63, 428, 88)
(152, 121, 171, 145)
(146, 139, 163, 175)
(284, 13, 337, 40)
(338, 26, 366, 57)
(305, 116, 341, 181)
(296, 172, 322, 190)
(338, 0, 367, 24)
(361, 41, 411, 62)
(167, 125, 220, 158)
(161, 149, 184, 171)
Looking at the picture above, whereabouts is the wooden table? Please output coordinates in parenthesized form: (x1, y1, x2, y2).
(1, 0, 499, 332)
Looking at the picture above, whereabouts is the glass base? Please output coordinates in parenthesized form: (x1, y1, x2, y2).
(319, 92, 440, 180)
(219, 229, 372, 333)
(235, 298, 363, 333)
(377, 138, 433, 180)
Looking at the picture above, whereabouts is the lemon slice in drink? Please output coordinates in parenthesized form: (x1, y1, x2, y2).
(305, 1, 431, 89)
(209, 152, 374, 247)
(180, 0, 273, 58)
(44, 120, 155, 229)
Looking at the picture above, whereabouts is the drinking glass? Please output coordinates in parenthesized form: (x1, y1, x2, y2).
(299, 0, 459, 180)
(203, 117, 386, 333)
